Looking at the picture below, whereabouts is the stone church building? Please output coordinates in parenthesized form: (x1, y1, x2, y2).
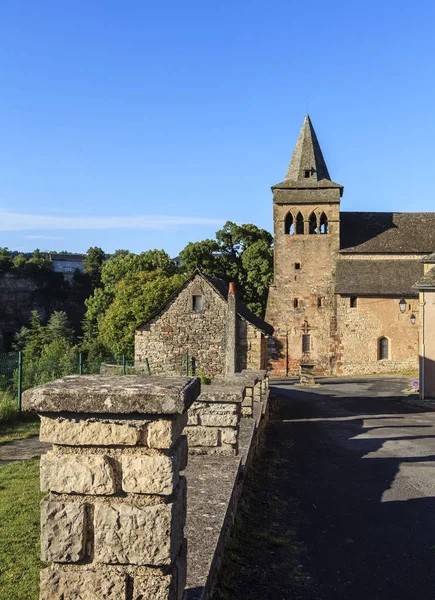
(135, 269, 272, 377)
(266, 115, 435, 377)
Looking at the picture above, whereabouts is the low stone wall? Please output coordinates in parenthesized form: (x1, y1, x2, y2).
(211, 376, 257, 417)
(23, 375, 200, 600)
(185, 385, 244, 456)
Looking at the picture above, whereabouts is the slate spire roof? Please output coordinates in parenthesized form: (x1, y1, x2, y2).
(285, 114, 331, 182)
(272, 114, 342, 191)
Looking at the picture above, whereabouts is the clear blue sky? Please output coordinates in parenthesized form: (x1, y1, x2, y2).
(0, 1, 434, 256)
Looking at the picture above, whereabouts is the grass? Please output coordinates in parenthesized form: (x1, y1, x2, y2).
(0, 458, 43, 600)
(0, 418, 40, 444)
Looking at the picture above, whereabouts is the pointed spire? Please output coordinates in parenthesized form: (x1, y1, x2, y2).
(285, 114, 331, 183)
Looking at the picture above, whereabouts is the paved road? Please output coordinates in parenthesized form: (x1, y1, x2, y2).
(0, 436, 49, 464)
(271, 377, 435, 600)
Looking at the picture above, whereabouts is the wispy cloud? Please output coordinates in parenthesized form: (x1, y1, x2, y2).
(24, 235, 65, 240)
(0, 212, 224, 232)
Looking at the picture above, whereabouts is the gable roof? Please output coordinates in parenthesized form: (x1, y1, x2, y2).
(335, 259, 422, 297)
(340, 212, 435, 254)
(413, 265, 435, 290)
(137, 269, 274, 336)
(422, 252, 435, 263)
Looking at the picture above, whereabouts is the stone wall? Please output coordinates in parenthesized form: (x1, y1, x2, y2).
(185, 385, 243, 456)
(23, 375, 200, 600)
(236, 321, 268, 372)
(336, 296, 419, 375)
(421, 289, 435, 398)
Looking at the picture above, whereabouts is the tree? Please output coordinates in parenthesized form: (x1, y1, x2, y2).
(22, 310, 46, 359)
(83, 247, 106, 288)
(0, 248, 13, 273)
(45, 311, 74, 343)
(178, 221, 273, 316)
(98, 271, 185, 355)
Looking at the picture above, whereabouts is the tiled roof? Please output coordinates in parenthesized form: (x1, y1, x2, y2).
(340, 212, 435, 254)
(335, 259, 423, 297)
(413, 266, 435, 289)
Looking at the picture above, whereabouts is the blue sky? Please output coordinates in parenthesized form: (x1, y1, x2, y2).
(0, 1, 434, 256)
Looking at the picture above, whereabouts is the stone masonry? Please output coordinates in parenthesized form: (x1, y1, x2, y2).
(22, 375, 200, 600)
(185, 385, 244, 456)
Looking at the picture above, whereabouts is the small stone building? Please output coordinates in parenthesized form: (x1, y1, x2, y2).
(414, 253, 435, 399)
(135, 269, 273, 377)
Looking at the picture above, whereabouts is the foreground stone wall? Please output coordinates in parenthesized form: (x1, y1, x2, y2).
(23, 375, 200, 600)
(236, 321, 268, 372)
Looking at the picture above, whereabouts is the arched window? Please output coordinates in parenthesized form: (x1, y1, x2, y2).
(378, 337, 389, 360)
(320, 212, 328, 234)
(284, 213, 294, 235)
(309, 212, 317, 234)
(296, 212, 304, 235)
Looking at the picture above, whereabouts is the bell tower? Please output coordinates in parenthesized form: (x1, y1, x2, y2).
(266, 115, 343, 376)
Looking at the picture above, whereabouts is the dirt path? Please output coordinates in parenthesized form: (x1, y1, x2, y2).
(0, 437, 49, 464)
(214, 377, 435, 600)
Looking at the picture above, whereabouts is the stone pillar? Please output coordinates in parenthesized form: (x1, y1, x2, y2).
(185, 385, 244, 455)
(212, 375, 258, 417)
(22, 375, 200, 600)
(225, 282, 237, 376)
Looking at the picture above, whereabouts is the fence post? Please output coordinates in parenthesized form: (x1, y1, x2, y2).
(191, 356, 196, 376)
(17, 351, 23, 414)
(78, 352, 83, 376)
(145, 357, 151, 375)
(185, 353, 189, 376)
(122, 354, 126, 375)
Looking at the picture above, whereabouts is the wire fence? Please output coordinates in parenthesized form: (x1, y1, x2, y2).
(0, 351, 200, 421)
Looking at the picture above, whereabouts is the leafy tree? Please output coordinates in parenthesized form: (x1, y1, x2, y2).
(0, 248, 13, 273)
(98, 271, 185, 355)
(83, 246, 106, 288)
(13, 253, 28, 269)
(179, 221, 273, 316)
(45, 311, 74, 343)
(23, 311, 46, 359)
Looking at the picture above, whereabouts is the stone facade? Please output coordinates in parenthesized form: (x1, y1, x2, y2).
(266, 115, 427, 377)
(135, 270, 271, 378)
(415, 254, 435, 398)
(23, 375, 199, 600)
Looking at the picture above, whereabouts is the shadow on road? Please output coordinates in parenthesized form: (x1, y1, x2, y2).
(212, 382, 435, 600)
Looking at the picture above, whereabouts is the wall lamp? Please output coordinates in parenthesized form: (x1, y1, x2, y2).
(399, 297, 407, 313)
(410, 313, 416, 326)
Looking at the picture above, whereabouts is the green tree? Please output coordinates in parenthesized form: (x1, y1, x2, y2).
(83, 246, 106, 288)
(0, 248, 13, 273)
(178, 221, 273, 316)
(23, 311, 46, 359)
(13, 253, 28, 270)
(45, 311, 74, 344)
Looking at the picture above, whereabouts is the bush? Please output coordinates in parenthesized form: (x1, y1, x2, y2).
(0, 390, 18, 422)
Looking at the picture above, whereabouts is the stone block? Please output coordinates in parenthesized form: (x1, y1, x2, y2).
(132, 572, 175, 600)
(198, 385, 245, 403)
(122, 454, 179, 495)
(40, 567, 128, 600)
(41, 452, 116, 495)
(200, 411, 238, 427)
(221, 428, 238, 444)
(241, 406, 253, 417)
(242, 395, 253, 407)
(187, 412, 199, 426)
(22, 375, 200, 415)
(94, 495, 183, 566)
(185, 426, 219, 447)
(147, 412, 188, 449)
(41, 499, 87, 563)
(40, 416, 144, 446)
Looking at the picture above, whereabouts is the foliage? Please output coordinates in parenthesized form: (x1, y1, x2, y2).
(83, 246, 106, 288)
(82, 249, 180, 356)
(179, 221, 274, 317)
(45, 311, 74, 343)
(0, 459, 42, 600)
(0, 390, 19, 422)
(0, 247, 13, 273)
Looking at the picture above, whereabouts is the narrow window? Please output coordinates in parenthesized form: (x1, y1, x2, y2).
(294, 298, 299, 308)
(192, 295, 203, 311)
(302, 334, 311, 353)
(284, 212, 294, 235)
(296, 212, 304, 235)
(319, 212, 328, 234)
(379, 337, 389, 360)
(304, 169, 311, 178)
(309, 212, 317, 234)
(295, 262, 301, 270)
(350, 296, 357, 308)
(317, 297, 323, 308)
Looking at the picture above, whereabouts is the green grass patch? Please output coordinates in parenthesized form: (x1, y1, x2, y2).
(0, 458, 43, 600)
(0, 417, 40, 444)
(0, 390, 19, 422)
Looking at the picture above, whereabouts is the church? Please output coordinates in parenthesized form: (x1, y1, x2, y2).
(266, 115, 435, 377)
